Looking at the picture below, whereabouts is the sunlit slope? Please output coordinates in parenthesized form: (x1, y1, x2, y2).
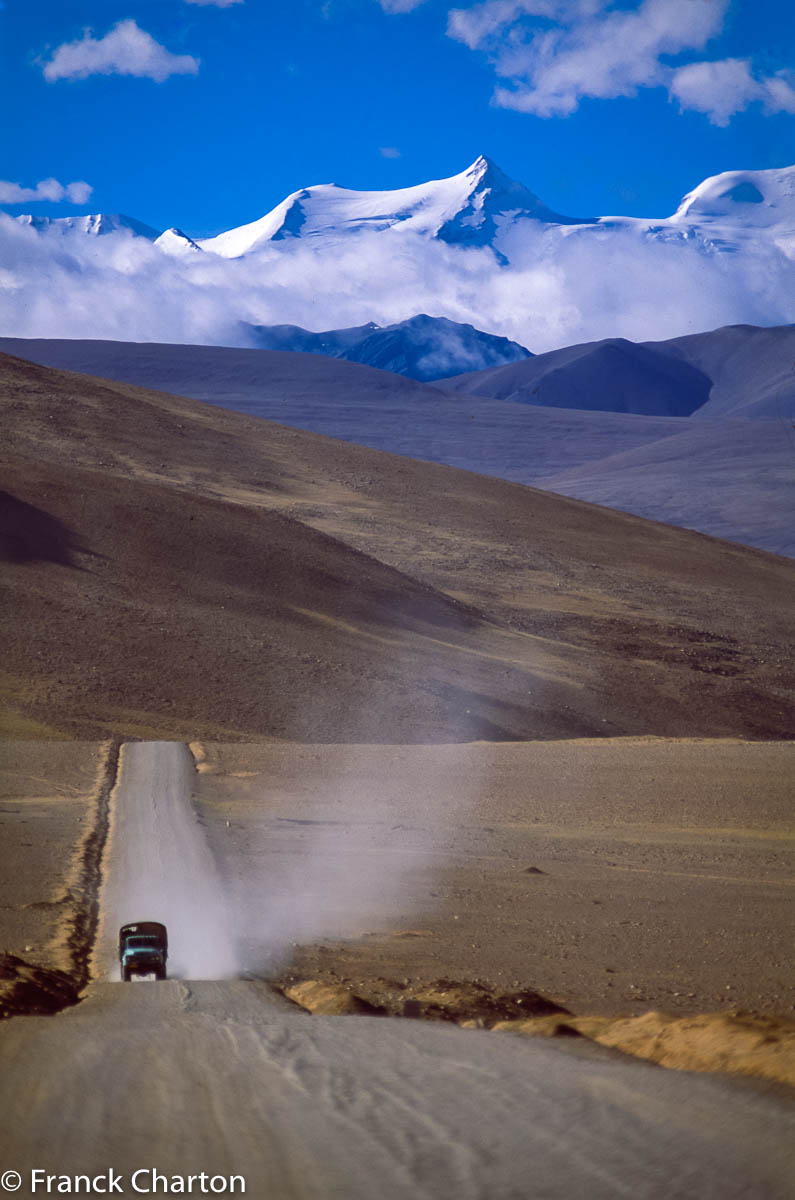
(2, 351, 793, 740)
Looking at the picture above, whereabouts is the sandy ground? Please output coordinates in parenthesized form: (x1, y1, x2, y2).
(0, 741, 107, 971)
(1, 735, 792, 1189)
(5, 981, 794, 1200)
(192, 739, 794, 1018)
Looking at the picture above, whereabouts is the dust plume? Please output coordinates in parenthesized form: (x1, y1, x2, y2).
(200, 742, 501, 976)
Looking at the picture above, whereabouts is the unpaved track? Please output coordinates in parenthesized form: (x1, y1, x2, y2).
(94, 742, 237, 980)
(3, 981, 795, 1200)
(1, 743, 793, 1199)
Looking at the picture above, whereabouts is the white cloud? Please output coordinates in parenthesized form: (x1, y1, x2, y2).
(763, 73, 795, 114)
(42, 19, 200, 83)
(670, 58, 795, 125)
(184, 0, 243, 6)
(0, 205, 791, 356)
(377, 0, 427, 12)
(449, 0, 727, 116)
(380, 146, 402, 158)
(0, 178, 92, 205)
(448, 1, 601, 51)
(446, 0, 795, 124)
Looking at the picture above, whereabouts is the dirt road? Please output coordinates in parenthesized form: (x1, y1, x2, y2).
(94, 742, 237, 981)
(1, 742, 793, 1199)
(2, 979, 794, 1199)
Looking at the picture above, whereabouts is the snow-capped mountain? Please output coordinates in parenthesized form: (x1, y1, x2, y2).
(673, 167, 795, 228)
(12, 158, 795, 259)
(15, 212, 160, 239)
(2, 157, 793, 352)
(194, 157, 795, 259)
(154, 227, 202, 256)
(668, 166, 795, 258)
(197, 156, 591, 257)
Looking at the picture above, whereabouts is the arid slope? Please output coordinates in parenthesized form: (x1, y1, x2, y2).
(4, 336, 791, 555)
(1, 351, 793, 740)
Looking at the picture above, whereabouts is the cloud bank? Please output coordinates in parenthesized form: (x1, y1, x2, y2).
(42, 20, 200, 83)
(0, 214, 791, 355)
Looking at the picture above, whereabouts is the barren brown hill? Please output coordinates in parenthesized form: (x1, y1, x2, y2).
(1, 351, 793, 740)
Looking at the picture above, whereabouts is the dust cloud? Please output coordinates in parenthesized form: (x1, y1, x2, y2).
(199, 744, 499, 976)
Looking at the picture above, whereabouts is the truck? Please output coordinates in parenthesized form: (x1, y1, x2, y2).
(118, 921, 168, 982)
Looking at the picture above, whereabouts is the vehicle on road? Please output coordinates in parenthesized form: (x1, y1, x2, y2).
(118, 921, 168, 982)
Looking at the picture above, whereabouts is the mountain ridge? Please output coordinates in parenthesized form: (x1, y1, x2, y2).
(10, 158, 795, 260)
(196, 155, 596, 258)
(245, 313, 532, 380)
(443, 323, 795, 420)
(14, 212, 160, 239)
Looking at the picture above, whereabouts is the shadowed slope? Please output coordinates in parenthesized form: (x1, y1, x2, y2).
(443, 324, 795, 421)
(661, 324, 795, 420)
(0, 337, 441, 418)
(445, 338, 712, 416)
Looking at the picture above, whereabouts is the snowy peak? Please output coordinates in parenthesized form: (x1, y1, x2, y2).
(462, 154, 544, 205)
(440, 155, 589, 244)
(154, 227, 203, 255)
(672, 166, 795, 229)
(198, 157, 582, 258)
(15, 213, 160, 239)
(196, 190, 312, 257)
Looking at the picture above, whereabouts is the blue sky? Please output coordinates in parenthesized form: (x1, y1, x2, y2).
(1, 0, 793, 236)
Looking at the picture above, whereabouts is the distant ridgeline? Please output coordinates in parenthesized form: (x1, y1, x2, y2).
(441, 323, 795, 420)
(244, 314, 532, 382)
